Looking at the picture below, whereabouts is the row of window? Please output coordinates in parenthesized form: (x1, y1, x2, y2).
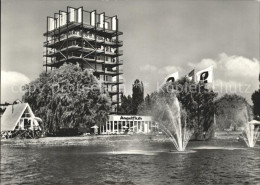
(49, 30, 117, 42)
(104, 121, 154, 130)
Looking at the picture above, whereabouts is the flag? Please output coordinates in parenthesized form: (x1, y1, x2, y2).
(165, 72, 179, 83)
(187, 69, 195, 81)
(159, 72, 179, 89)
(196, 66, 213, 83)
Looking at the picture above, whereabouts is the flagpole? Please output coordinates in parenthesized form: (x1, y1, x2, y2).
(194, 68, 196, 83)
(213, 113, 216, 138)
(212, 66, 214, 90)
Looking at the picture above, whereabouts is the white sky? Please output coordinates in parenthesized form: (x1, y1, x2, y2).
(1, 0, 260, 103)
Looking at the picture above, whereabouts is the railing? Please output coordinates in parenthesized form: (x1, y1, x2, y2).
(95, 69, 104, 73)
(44, 33, 123, 47)
(43, 50, 57, 55)
(106, 50, 123, 55)
(97, 36, 104, 42)
(102, 79, 124, 84)
(104, 69, 116, 74)
(104, 39, 123, 46)
(96, 58, 105, 63)
(43, 58, 59, 65)
(111, 39, 123, 45)
(83, 34, 95, 40)
(112, 69, 123, 73)
(110, 88, 124, 93)
(104, 59, 123, 65)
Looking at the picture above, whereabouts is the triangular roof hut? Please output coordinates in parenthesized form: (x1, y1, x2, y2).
(1, 103, 41, 132)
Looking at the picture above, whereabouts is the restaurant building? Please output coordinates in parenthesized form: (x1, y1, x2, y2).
(100, 115, 158, 134)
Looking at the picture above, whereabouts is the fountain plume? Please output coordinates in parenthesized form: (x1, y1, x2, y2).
(241, 107, 259, 148)
(159, 96, 193, 151)
(241, 122, 259, 148)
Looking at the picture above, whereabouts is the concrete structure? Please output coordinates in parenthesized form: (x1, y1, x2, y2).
(100, 115, 158, 135)
(43, 6, 123, 113)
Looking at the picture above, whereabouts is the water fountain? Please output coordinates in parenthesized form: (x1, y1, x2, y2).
(159, 96, 194, 151)
(241, 121, 259, 148)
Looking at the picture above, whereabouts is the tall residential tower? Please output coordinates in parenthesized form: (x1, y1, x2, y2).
(43, 6, 123, 113)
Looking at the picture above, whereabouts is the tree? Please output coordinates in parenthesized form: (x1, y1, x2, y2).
(119, 79, 144, 115)
(215, 94, 252, 131)
(119, 95, 133, 115)
(23, 64, 111, 135)
(138, 77, 218, 139)
(132, 79, 144, 114)
(252, 90, 260, 119)
(138, 93, 157, 116)
(252, 73, 260, 120)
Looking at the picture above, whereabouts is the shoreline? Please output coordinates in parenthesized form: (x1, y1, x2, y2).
(0, 133, 244, 146)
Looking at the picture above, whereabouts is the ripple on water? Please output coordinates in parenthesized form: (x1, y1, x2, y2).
(1, 141, 260, 185)
(107, 150, 158, 155)
(168, 150, 197, 154)
(191, 146, 246, 150)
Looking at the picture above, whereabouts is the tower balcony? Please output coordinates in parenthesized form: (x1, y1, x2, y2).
(104, 69, 123, 76)
(44, 33, 123, 48)
(103, 79, 124, 85)
(104, 60, 123, 66)
(104, 50, 123, 56)
(44, 32, 82, 47)
(44, 21, 123, 37)
(104, 39, 123, 47)
(108, 88, 124, 95)
(44, 44, 106, 57)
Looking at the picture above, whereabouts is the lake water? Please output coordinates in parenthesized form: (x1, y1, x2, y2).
(1, 137, 260, 185)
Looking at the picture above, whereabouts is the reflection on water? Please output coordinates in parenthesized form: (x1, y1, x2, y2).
(1, 139, 260, 185)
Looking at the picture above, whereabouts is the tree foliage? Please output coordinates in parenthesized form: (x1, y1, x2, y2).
(119, 79, 144, 115)
(132, 79, 144, 114)
(251, 74, 260, 119)
(23, 64, 111, 135)
(138, 77, 217, 139)
(215, 94, 252, 130)
(119, 95, 133, 115)
(252, 90, 260, 119)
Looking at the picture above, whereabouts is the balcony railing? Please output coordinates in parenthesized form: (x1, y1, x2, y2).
(104, 50, 123, 56)
(112, 69, 123, 73)
(102, 79, 124, 84)
(109, 88, 124, 93)
(104, 69, 123, 75)
(105, 39, 123, 46)
(44, 31, 123, 48)
(43, 50, 57, 56)
(104, 69, 116, 75)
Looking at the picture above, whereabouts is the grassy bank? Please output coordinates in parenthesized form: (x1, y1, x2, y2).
(1, 135, 172, 146)
(1, 132, 248, 146)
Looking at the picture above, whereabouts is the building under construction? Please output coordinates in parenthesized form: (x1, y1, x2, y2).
(43, 6, 123, 113)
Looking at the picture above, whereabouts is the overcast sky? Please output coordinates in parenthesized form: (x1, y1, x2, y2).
(1, 0, 260, 103)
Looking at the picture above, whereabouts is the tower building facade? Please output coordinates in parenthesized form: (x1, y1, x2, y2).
(43, 6, 123, 113)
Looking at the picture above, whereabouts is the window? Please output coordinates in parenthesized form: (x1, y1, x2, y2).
(114, 121, 117, 129)
(24, 119, 31, 129)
